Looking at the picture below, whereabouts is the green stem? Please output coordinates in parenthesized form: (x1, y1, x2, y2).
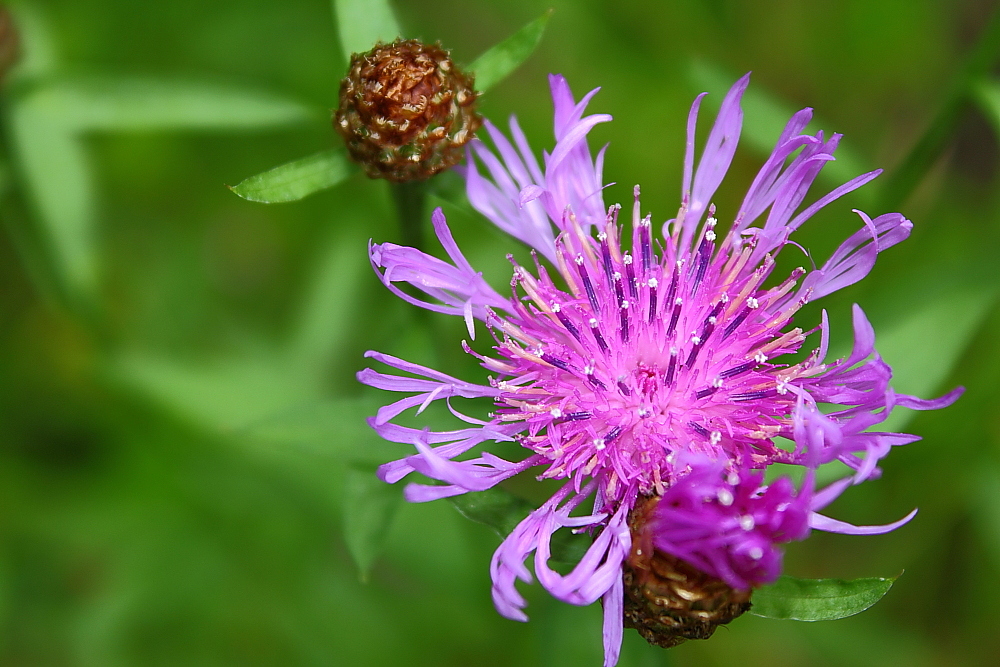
(878, 5, 1000, 211)
(390, 180, 428, 250)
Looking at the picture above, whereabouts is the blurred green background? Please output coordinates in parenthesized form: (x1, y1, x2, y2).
(1, 0, 999, 665)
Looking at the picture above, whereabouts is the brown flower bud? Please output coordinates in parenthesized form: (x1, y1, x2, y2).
(622, 495, 752, 648)
(335, 39, 481, 182)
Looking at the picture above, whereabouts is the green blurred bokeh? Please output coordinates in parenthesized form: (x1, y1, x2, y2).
(1, 0, 999, 665)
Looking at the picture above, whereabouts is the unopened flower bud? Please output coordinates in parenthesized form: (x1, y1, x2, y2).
(335, 39, 481, 182)
(622, 495, 752, 648)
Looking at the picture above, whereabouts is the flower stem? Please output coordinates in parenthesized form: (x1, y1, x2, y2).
(390, 180, 428, 250)
(879, 5, 1000, 210)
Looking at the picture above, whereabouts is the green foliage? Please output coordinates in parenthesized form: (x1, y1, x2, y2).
(229, 149, 357, 203)
(333, 0, 402, 62)
(26, 75, 317, 132)
(6, 70, 318, 309)
(876, 283, 998, 431)
(449, 485, 535, 537)
(468, 10, 553, 93)
(343, 467, 402, 580)
(750, 575, 897, 621)
(8, 101, 96, 303)
(974, 78, 1000, 136)
(449, 486, 590, 565)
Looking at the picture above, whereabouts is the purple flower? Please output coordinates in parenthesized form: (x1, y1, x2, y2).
(646, 455, 813, 592)
(359, 73, 962, 665)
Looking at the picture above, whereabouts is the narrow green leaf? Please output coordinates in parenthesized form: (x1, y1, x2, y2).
(448, 486, 589, 564)
(229, 149, 356, 203)
(972, 77, 1000, 137)
(468, 10, 553, 93)
(6, 3, 58, 83)
(750, 575, 897, 621)
(343, 467, 402, 581)
(113, 351, 406, 466)
(333, 0, 401, 63)
(112, 352, 322, 433)
(974, 469, 1000, 568)
(238, 397, 407, 466)
(688, 60, 869, 200)
(874, 283, 997, 432)
(879, 9, 1000, 210)
(449, 486, 534, 537)
(27, 75, 316, 133)
(287, 231, 366, 371)
(9, 95, 97, 302)
(4, 73, 318, 307)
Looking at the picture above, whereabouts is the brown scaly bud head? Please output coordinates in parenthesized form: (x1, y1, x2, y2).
(335, 39, 481, 182)
(622, 495, 752, 649)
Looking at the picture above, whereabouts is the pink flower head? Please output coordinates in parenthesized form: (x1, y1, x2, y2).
(359, 73, 962, 666)
(646, 456, 812, 592)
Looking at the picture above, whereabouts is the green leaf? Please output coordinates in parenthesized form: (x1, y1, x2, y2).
(972, 77, 1000, 137)
(238, 397, 407, 465)
(27, 75, 316, 133)
(448, 486, 589, 564)
(229, 149, 356, 203)
(112, 347, 411, 467)
(3, 74, 317, 310)
(287, 230, 366, 373)
(333, 0, 401, 63)
(449, 486, 534, 537)
(6, 3, 59, 83)
(468, 10, 553, 93)
(8, 95, 97, 303)
(973, 468, 1000, 569)
(880, 11, 1000, 211)
(343, 467, 403, 581)
(688, 60, 870, 201)
(750, 575, 897, 621)
(875, 283, 997, 432)
(112, 352, 323, 433)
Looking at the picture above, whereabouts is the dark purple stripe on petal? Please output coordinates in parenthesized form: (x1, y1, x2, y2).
(555, 310, 583, 341)
(732, 388, 776, 402)
(695, 386, 718, 400)
(587, 371, 607, 390)
(665, 352, 677, 385)
(647, 284, 658, 324)
(625, 261, 638, 300)
(722, 307, 751, 340)
(577, 261, 601, 313)
(719, 361, 754, 378)
(666, 300, 683, 338)
(541, 353, 573, 372)
(690, 422, 710, 437)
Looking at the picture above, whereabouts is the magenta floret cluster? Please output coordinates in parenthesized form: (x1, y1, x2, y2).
(648, 456, 812, 591)
(358, 73, 961, 666)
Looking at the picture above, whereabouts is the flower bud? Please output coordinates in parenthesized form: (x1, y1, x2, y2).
(622, 494, 752, 648)
(335, 39, 481, 182)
